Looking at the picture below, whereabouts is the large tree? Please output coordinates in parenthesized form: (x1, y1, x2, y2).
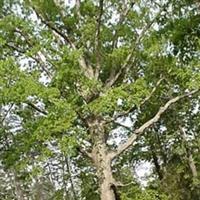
(0, 0, 200, 199)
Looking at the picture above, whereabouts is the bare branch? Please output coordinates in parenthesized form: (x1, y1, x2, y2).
(32, 7, 75, 48)
(115, 181, 136, 187)
(65, 157, 78, 200)
(26, 102, 47, 115)
(94, 0, 104, 79)
(114, 121, 132, 132)
(32, 52, 53, 79)
(1, 104, 14, 123)
(140, 78, 164, 106)
(111, 89, 199, 159)
(104, 49, 132, 88)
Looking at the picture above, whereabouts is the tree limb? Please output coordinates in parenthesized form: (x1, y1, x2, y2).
(1, 104, 14, 123)
(5, 43, 26, 54)
(76, 146, 93, 159)
(75, 0, 81, 18)
(110, 89, 199, 159)
(107, 77, 164, 124)
(14, 28, 53, 79)
(114, 121, 132, 132)
(138, 77, 164, 108)
(115, 181, 136, 187)
(94, 0, 104, 79)
(111, 1, 135, 50)
(105, 1, 170, 88)
(65, 157, 78, 200)
(32, 5, 94, 79)
(26, 102, 47, 115)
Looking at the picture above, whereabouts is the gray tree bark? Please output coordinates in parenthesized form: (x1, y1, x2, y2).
(88, 117, 118, 200)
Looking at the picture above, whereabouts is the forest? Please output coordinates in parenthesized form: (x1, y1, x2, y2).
(0, 0, 200, 199)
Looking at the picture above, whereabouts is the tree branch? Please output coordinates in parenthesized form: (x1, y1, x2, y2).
(111, 1, 135, 50)
(1, 104, 14, 123)
(65, 157, 78, 200)
(105, 2, 170, 88)
(114, 121, 132, 132)
(139, 77, 164, 106)
(5, 43, 26, 54)
(32, 5, 94, 79)
(115, 181, 136, 187)
(76, 146, 93, 159)
(110, 89, 199, 159)
(94, 0, 104, 79)
(14, 28, 53, 79)
(107, 77, 164, 123)
(26, 102, 47, 115)
(75, 0, 81, 18)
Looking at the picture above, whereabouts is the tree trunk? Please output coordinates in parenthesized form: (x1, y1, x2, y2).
(151, 146, 163, 180)
(88, 116, 119, 200)
(13, 171, 25, 200)
(179, 126, 198, 178)
(99, 166, 116, 200)
(92, 140, 117, 200)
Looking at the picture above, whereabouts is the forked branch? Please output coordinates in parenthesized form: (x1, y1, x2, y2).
(110, 89, 199, 159)
(106, 1, 170, 88)
(108, 77, 164, 122)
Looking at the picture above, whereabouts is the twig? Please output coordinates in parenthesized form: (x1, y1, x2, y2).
(26, 102, 47, 115)
(1, 104, 14, 123)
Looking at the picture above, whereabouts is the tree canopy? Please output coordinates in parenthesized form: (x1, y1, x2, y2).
(0, 0, 200, 199)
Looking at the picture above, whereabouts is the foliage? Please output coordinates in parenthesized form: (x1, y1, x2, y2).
(0, 0, 200, 199)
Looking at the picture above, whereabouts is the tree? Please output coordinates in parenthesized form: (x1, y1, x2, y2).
(0, 0, 200, 199)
